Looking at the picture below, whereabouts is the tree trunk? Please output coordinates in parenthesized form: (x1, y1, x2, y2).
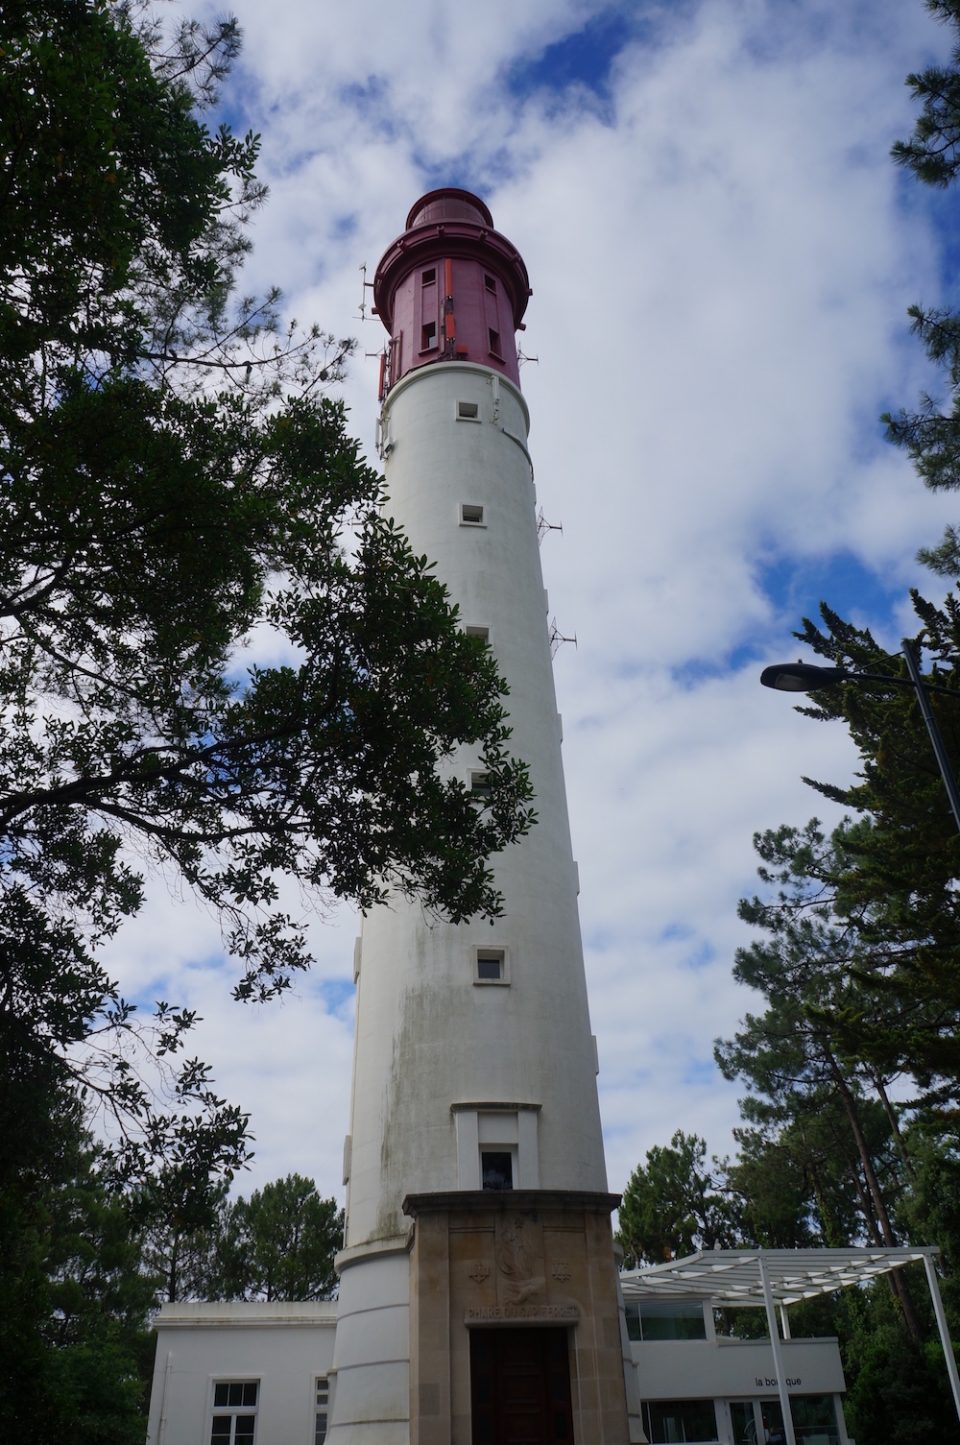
(872, 1071, 915, 1180)
(850, 1163, 884, 1246)
(828, 1054, 922, 1342)
(168, 1232, 181, 1304)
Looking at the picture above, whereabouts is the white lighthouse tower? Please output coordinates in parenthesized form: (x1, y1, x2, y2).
(328, 190, 641, 1445)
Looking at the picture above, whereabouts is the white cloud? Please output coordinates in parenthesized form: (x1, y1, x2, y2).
(116, 0, 957, 1202)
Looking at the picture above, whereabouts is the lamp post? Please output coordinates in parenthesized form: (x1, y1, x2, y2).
(760, 639, 960, 835)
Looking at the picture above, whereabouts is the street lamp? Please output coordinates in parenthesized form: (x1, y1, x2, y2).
(761, 640, 960, 834)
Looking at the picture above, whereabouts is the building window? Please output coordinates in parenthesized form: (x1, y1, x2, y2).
(789, 1395, 842, 1443)
(481, 1149, 514, 1191)
(315, 1377, 329, 1444)
(211, 1382, 258, 1444)
(488, 328, 502, 356)
(476, 948, 507, 984)
(460, 503, 484, 526)
(484, 273, 496, 292)
(465, 624, 489, 641)
(457, 400, 480, 420)
(641, 1398, 717, 1444)
(625, 1299, 707, 1342)
(421, 320, 437, 351)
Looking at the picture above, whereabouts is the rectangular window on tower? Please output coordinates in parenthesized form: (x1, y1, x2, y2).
(456, 400, 480, 421)
(464, 624, 490, 642)
(470, 770, 493, 800)
(481, 1150, 514, 1191)
(420, 268, 438, 353)
(484, 273, 497, 293)
(460, 503, 485, 526)
(454, 1106, 536, 1190)
(488, 328, 502, 357)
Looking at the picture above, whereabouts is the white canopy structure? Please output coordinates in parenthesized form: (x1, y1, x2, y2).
(622, 1245, 934, 1306)
(620, 1247, 960, 1445)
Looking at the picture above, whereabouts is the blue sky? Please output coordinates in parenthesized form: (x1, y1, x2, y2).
(505, 9, 634, 103)
(105, 0, 960, 1198)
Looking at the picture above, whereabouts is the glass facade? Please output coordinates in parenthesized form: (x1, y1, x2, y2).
(730, 1396, 841, 1445)
(625, 1298, 708, 1342)
(642, 1398, 718, 1443)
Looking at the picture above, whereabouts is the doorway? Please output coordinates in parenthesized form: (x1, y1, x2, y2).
(470, 1326, 574, 1444)
(731, 1399, 787, 1445)
(729, 1397, 843, 1445)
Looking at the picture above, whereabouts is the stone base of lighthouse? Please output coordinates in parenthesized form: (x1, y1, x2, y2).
(328, 1191, 643, 1444)
(407, 1190, 636, 1445)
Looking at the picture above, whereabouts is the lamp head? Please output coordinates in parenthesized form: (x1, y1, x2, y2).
(760, 662, 848, 693)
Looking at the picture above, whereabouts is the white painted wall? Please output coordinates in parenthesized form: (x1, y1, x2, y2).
(143, 1302, 847, 1445)
(328, 1246, 411, 1444)
(329, 360, 609, 1441)
(345, 362, 606, 1253)
(145, 1302, 336, 1445)
(631, 1335, 846, 1401)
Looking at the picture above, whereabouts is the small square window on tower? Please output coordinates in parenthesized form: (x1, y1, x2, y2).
(464, 624, 490, 642)
(488, 328, 502, 356)
(456, 400, 480, 421)
(460, 503, 484, 526)
(484, 273, 496, 293)
(420, 321, 437, 351)
(475, 947, 508, 985)
(422, 267, 436, 286)
(470, 770, 493, 800)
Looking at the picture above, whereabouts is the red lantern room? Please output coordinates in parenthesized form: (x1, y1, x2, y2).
(372, 188, 531, 398)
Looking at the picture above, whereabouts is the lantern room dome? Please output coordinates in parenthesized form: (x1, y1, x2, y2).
(373, 188, 531, 392)
(405, 189, 494, 230)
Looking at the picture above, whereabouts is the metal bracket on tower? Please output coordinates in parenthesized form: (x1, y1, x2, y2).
(375, 413, 394, 460)
(549, 618, 577, 658)
(355, 263, 375, 322)
(518, 347, 539, 367)
(537, 509, 563, 545)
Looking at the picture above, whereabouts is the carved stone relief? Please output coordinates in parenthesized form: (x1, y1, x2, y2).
(495, 1214, 545, 1305)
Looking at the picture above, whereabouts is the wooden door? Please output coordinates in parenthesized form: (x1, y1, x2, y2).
(470, 1326, 573, 1444)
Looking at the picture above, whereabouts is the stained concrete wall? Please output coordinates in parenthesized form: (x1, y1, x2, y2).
(346, 363, 606, 1256)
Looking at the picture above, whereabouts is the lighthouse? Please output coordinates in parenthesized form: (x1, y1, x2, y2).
(328, 190, 641, 1445)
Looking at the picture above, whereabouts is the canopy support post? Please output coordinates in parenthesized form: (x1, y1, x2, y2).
(759, 1253, 796, 1445)
(922, 1252, 960, 1425)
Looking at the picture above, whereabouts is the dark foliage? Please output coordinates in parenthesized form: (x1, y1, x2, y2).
(0, 0, 534, 1189)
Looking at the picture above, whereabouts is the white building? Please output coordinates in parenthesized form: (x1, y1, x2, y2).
(146, 1302, 337, 1445)
(146, 1290, 847, 1445)
(619, 1244, 960, 1445)
(157, 1246, 951, 1443)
